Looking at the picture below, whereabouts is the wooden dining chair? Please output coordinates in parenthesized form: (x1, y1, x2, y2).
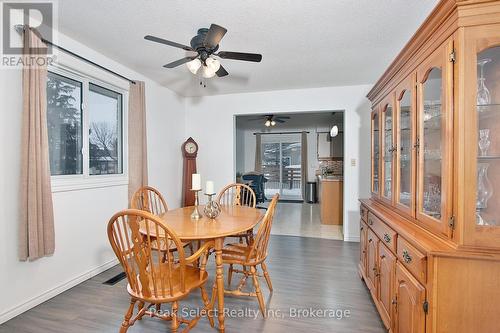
(217, 183, 257, 244)
(131, 186, 194, 259)
(131, 186, 169, 216)
(107, 209, 215, 333)
(221, 194, 279, 317)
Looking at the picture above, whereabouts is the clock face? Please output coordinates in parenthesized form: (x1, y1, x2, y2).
(185, 142, 197, 154)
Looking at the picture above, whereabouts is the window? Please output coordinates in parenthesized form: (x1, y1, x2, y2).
(46, 68, 127, 191)
(260, 134, 302, 200)
(88, 84, 123, 175)
(47, 72, 83, 175)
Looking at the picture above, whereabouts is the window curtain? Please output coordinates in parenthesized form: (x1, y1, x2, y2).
(128, 81, 148, 204)
(301, 131, 308, 200)
(254, 133, 262, 173)
(19, 27, 55, 261)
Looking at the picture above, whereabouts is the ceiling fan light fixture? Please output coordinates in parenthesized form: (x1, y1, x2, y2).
(205, 57, 221, 72)
(330, 125, 339, 137)
(186, 58, 201, 74)
(201, 64, 216, 78)
(265, 120, 272, 127)
(271, 120, 276, 126)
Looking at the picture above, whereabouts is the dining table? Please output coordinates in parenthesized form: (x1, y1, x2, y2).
(139, 204, 264, 333)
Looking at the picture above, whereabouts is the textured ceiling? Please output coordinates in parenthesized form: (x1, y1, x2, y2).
(56, 0, 438, 97)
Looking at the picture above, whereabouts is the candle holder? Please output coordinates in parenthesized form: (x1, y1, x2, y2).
(204, 193, 221, 219)
(191, 189, 202, 220)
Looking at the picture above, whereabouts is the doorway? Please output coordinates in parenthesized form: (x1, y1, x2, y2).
(234, 111, 345, 241)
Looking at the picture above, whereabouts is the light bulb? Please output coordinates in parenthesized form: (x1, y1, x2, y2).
(205, 57, 221, 72)
(201, 65, 216, 78)
(265, 120, 271, 127)
(271, 120, 276, 126)
(330, 125, 339, 137)
(186, 58, 201, 74)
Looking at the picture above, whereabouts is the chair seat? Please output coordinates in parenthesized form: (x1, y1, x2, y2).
(222, 243, 257, 265)
(127, 264, 208, 302)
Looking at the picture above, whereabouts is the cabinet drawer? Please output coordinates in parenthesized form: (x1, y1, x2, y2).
(397, 237, 427, 284)
(368, 212, 397, 253)
(360, 204, 368, 222)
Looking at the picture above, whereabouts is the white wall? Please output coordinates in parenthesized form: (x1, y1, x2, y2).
(0, 30, 185, 323)
(184, 85, 372, 242)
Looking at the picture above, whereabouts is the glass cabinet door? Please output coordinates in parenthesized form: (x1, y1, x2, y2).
(395, 77, 416, 216)
(372, 108, 381, 197)
(416, 40, 453, 236)
(381, 97, 395, 205)
(463, 25, 500, 248)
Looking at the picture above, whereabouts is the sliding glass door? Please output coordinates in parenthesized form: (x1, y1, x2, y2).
(261, 134, 302, 200)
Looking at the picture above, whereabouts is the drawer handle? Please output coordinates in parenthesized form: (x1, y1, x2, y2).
(368, 218, 374, 226)
(368, 238, 373, 243)
(383, 233, 391, 243)
(402, 249, 412, 264)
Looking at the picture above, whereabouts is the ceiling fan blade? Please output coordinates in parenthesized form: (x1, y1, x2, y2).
(144, 35, 194, 51)
(163, 56, 198, 68)
(216, 65, 229, 77)
(275, 119, 286, 123)
(204, 24, 227, 49)
(275, 116, 291, 120)
(217, 51, 262, 62)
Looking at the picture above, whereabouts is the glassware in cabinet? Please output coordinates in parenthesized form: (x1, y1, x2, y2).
(416, 40, 454, 237)
(396, 77, 416, 216)
(372, 109, 381, 197)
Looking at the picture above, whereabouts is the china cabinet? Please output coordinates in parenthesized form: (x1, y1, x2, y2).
(360, 1, 500, 332)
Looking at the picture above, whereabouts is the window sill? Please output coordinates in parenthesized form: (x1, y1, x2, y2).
(51, 175, 129, 193)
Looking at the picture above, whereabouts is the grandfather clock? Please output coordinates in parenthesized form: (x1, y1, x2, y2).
(182, 137, 199, 207)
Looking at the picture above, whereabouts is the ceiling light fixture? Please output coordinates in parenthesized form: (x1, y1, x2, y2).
(271, 120, 276, 126)
(200, 57, 222, 78)
(265, 120, 272, 127)
(186, 58, 202, 74)
(330, 125, 339, 137)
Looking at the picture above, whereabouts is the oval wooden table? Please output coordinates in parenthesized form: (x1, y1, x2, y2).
(140, 205, 264, 332)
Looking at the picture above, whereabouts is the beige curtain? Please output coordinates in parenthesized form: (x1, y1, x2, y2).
(301, 131, 308, 200)
(19, 28, 55, 261)
(128, 81, 148, 203)
(254, 133, 262, 173)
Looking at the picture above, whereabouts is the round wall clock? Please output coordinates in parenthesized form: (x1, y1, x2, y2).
(182, 137, 198, 206)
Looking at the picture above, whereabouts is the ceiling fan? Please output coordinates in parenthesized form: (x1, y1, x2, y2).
(247, 115, 291, 127)
(144, 24, 262, 79)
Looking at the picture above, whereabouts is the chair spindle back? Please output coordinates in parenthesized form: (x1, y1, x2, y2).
(217, 183, 256, 208)
(248, 194, 279, 263)
(131, 186, 168, 216)
(107, 209, 187, 300)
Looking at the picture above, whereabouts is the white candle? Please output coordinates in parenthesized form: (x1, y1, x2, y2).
(192, 173, 201, 190)
(206, 181, 215, 195)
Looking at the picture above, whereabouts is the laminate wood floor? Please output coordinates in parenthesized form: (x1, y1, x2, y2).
(269, 202, 344, 240)
(0, 236, 384, 333)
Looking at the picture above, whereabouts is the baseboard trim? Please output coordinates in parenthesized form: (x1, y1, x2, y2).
(344, 235, 360, 242)
(0, 258, 118, 324)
